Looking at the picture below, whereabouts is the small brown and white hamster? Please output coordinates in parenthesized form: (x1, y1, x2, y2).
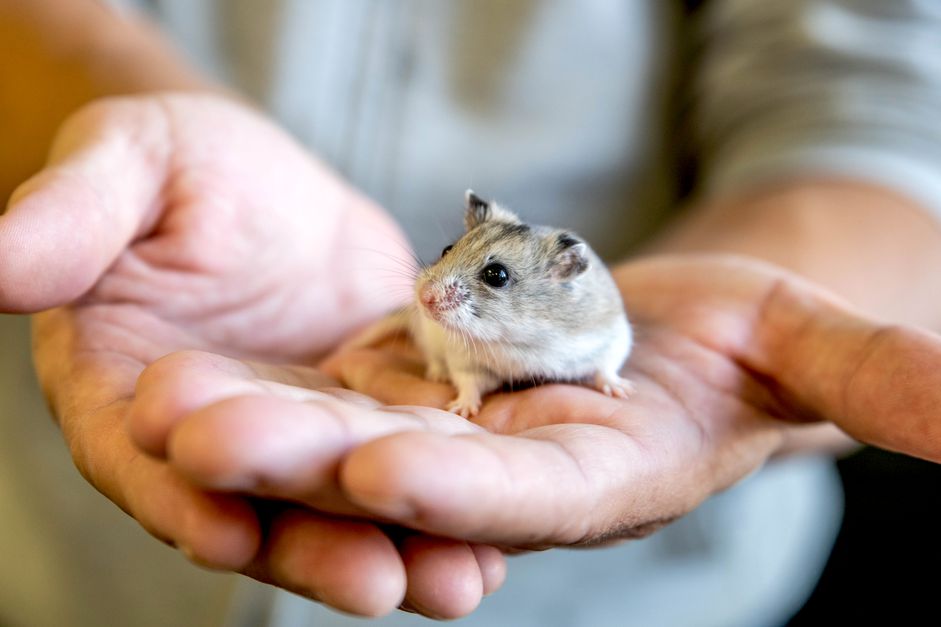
(409, 190, 634, 417)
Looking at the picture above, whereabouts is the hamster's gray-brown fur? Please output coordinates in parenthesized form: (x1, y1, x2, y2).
(411, 190, 634, 417)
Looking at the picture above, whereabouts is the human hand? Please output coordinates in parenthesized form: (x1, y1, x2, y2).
(145, 254, 941, 555)
(333, 254, 941, 545)
(0, 93, 504, 617)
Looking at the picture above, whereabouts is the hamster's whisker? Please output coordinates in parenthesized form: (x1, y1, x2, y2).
(460, 327, 473, 364)
(387, 237, 428, 271)
(364, 237, 427, 271)
(371, 276, 418, 291)
(466, 326, 482, 368)
(483, 336, 498, 371)
(371, 287, 414, 302)
(380, 260, 421, 280)
(347, 246, 423, 276)
(374, 271, 420, 285)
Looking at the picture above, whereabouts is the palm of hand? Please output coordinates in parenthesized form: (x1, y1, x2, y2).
(317, 255, 797, 546)
(148, 255, 831, 554)
(36, 94, 402, 364)
(122, 232, 941, 611)
(8, 94, 502, 618)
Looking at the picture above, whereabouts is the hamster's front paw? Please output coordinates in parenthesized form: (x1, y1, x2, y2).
(592, 371, 636, 399)
(447, 372, 489, 419)
(425, 360, 451, 384)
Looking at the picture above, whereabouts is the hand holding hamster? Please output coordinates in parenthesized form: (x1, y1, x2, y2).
(410, 191, 635, 417)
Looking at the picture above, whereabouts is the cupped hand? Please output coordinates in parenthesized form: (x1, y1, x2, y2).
(0, 93, 504, 618)
(331, 254, 941, 546)
(146, 254, 941, 556)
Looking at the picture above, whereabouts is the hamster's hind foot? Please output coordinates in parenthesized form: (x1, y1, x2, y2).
(447, 397, 481, 419)
(592, 372, 636, 399)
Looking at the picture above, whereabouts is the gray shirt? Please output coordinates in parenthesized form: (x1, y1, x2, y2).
(114, 0, 941, 255)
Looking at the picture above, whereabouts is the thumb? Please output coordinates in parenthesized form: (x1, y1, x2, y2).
(742, 276, 941, 463)
(0, 97, 169, 312)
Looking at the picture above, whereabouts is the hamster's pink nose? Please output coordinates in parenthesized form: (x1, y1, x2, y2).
(419, 286, 438, 308)
(420, 282, 460, 315)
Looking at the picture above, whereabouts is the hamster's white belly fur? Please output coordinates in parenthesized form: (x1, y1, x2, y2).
(415, 311, 633, 388)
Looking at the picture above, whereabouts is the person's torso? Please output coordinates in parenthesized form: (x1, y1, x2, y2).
(125, 0, 684, 260)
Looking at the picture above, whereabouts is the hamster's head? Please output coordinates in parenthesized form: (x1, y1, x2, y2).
(416, 190, 592, 342)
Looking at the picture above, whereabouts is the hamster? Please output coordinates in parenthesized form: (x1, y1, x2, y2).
(408, 190, 634, 417)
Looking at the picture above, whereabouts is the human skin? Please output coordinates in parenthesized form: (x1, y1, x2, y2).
(1, 93, 511, 618)
(7, 0, 941, 620)
(134, 241, 941, 552)
(1, 1, 506, 617)
(312, 184, 941, 545)
(124, 180, 941, 551)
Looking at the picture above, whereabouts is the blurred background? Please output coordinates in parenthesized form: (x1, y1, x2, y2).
(790, 448, 941, 625)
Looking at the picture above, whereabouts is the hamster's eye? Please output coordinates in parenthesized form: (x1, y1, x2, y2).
(481, 263, 509, 288)
(441, 245, 454, 257)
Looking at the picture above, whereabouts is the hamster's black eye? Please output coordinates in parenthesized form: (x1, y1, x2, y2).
(441, 245, 454, 258)
(481, 263, 509, 288)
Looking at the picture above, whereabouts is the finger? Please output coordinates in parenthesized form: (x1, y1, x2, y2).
(471, 544, 507, 596)
(69, 402, 262, 570)
(742, 275, 941, 462)
(339, 418, 675, 547)
(76, 387, 493, 620)
(397, 535, 486, 619)
(124, 457, 262, 571)
(33, 316, 263, 570)
(249, 509, 407, 617)
(166, 394, 481, 513)
(128, 350, 342, 457)
(339, 374, 764, 547)
(0, 97, 166, 312)
(248, 513, 501, 620)
(617, 256, 941, 462)
(325, 347, 455, 409)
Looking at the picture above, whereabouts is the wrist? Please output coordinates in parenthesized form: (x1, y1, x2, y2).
(644, 179, 941, 328)
(774, 424, 860, 458)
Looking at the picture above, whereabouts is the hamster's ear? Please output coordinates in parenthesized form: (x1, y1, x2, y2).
(464, 189, 521, 230)
(549, 233, 590, 281)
